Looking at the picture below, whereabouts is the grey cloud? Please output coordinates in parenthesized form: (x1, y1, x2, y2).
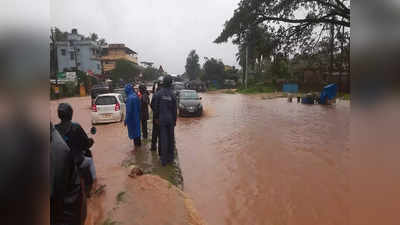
(51, 0, 241, 75)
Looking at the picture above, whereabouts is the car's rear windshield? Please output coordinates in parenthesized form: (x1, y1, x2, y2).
(91, 89, 109, 98)
(180, 91, 198, 99)
(174, 84, 185, 90)
(95, 96, 117, 105)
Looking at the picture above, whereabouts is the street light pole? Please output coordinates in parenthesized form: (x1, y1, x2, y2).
(245, 46, 248, 89)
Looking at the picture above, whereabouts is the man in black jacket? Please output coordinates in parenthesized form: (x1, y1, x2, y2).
(139, 84, 150, 139)
(55, 103, 94, 197)
(150, 82, 160, 151)
(50, 122, 86, 225)
(152, 75, 177, 166)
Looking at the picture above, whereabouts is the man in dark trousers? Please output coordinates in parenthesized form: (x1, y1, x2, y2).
(152, 75, 177, 166)
(150, 81, 160, 151)
(139, 84, 150, 139)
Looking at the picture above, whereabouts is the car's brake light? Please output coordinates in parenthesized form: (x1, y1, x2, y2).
(92, 104, 97, 112)
(115, 102, 120, 111)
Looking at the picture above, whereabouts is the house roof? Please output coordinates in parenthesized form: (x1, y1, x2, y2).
(106, 44, 137, 54)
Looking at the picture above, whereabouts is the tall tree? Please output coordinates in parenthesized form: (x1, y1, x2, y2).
(90, 33, 99, 41)
(203, 58, 225, 82)
(53, 27, 68, 41)
(98, 38, 107, 46)
(185, 50, 201, 80)
(142, 66, 160, 81)
(215, 0, 350, 55)
(111, 59, 140, 83)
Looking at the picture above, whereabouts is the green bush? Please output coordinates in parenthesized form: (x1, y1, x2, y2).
(62, 81, 78, 97)
(238, 84, 276, 94)
(340, 93, 351, 100)
(238, 85, 276, 94)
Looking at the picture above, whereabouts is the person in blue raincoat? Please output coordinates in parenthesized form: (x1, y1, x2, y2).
(124, 84, 142, 147)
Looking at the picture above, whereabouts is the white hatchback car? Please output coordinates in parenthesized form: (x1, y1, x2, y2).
(91, 93, 126, 124)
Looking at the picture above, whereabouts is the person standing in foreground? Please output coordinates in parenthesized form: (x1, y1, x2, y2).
(124, 84, 142, 147)
(139, 84, 150, 139)
(152, 75, 177, 166)
(51, 122, 86, 225)
(55, 103, 95, 198)
(150, 81, 160, 151)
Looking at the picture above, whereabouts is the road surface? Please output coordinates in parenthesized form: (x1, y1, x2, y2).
(51, 93, 350, 225)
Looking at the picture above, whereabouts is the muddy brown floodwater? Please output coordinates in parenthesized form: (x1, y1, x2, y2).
(51, 93, 350, 225)
(176, 93, 350, 225)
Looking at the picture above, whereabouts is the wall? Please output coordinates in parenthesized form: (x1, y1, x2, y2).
(56, 41, 101, 74)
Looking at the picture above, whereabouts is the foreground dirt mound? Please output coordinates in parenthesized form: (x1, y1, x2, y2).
(87, 175, 207, 225)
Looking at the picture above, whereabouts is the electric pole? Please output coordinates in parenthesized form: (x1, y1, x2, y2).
(245, 46, 248, 89)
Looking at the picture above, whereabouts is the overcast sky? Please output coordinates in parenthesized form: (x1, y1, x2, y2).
(51, 0, 241, 75)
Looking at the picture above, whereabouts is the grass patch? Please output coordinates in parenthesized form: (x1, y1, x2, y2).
(116, 191, 126, 204)
(223, 89, 237, 94)
(207, 86, 217, 91)
(238, 85, 277, 94)
(102, 218, 120, 225)
(340, 93, 351, 100)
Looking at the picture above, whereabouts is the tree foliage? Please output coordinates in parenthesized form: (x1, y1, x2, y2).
(142, 66, 160, 81)
(203, 58, 225, 82)
(215, 0, 350, 86)
(185, 50, 201, 80)
(90, 33, 99, 41)
(111, 59, 140, 83)
(215, 0, 350, 55)
(53, 27, 68, 41)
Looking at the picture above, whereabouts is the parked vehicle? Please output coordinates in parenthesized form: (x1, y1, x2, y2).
(177, 89, 203, 117)
(172, 82, 185, 97)
(90, 84, 110, 105)
(91, 93, 126, 124)
(113, 88, 127, 102)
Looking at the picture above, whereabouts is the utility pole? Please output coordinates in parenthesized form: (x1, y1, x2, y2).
(245, 46, 248, 89)
(50, 27, 59, 98)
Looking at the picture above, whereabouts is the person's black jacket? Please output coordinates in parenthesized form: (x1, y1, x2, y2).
(55, 121, 90, 165)
(152, 87, 177, 126)
(140, 90, 150, 121)
(50, 124, 84, 225)
(55, 121, 94, 196)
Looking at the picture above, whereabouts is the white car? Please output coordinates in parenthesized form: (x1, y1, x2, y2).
(91, 93, 126, 124)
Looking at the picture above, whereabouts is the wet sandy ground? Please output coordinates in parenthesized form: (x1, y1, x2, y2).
(176, 93, 350, 225)
(51, 93, 350, 225)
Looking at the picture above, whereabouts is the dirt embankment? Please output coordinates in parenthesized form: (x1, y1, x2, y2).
(86, 174, 207, 225)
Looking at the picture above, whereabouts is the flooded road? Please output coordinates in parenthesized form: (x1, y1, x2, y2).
(51, 93, 350, 225)
(176, 93, 350, 225)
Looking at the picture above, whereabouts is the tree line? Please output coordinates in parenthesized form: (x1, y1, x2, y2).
(184, 50, 241, 86)
(213, 0, 350, 92)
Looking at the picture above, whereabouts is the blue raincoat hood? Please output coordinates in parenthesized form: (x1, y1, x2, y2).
(125, 84, 134, 96)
